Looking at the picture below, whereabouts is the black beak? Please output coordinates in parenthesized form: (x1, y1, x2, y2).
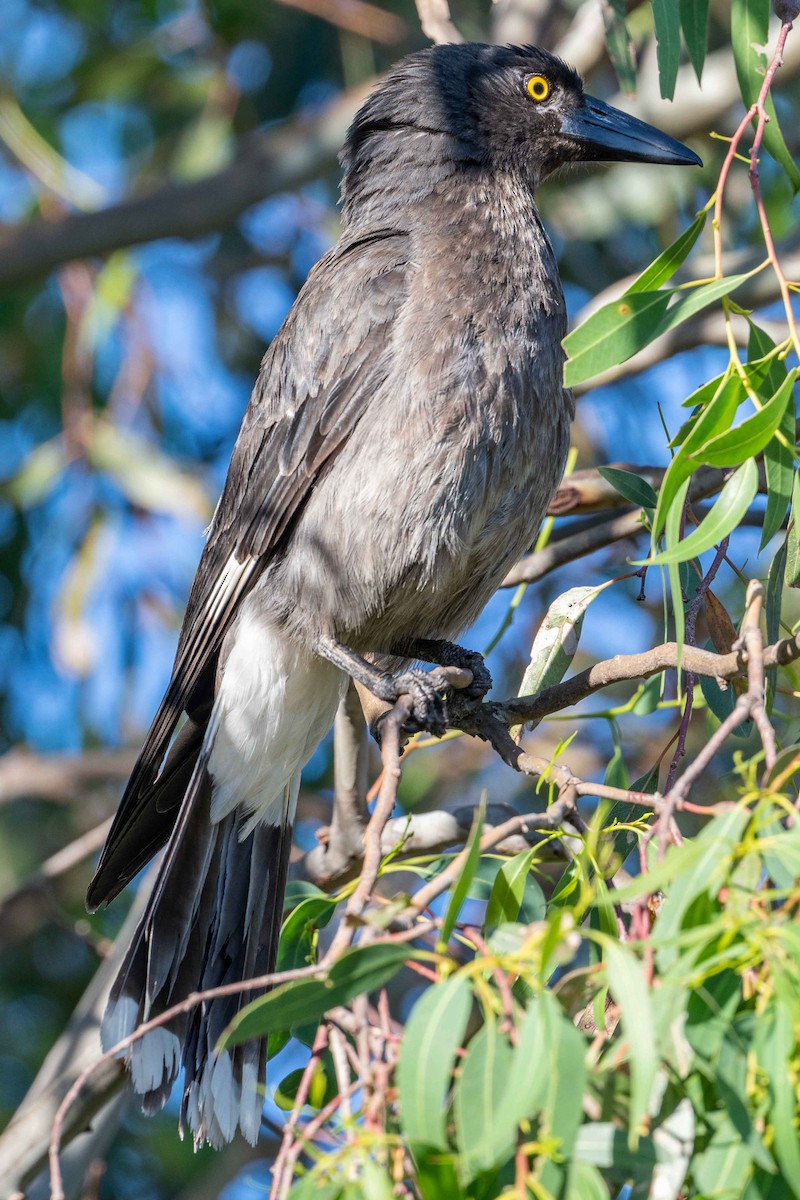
(560, 94, 702, 167)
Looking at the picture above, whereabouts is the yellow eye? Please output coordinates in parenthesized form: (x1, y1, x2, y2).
(526, 74, 550, 103)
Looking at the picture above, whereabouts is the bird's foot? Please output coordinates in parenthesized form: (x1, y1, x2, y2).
(374, 667, 450, 742)
(398, 639, 492, 701)
(442, 646, 492, 701)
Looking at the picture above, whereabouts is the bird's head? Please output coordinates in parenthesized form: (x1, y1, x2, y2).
(342, 43, 700, 205)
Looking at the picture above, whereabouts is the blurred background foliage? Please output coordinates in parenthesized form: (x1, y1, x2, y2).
(0, 1, 798, 1197)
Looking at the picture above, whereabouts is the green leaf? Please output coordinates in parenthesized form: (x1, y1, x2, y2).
(603, 940, 658, 1145)
(492, 999, 549, 1137)
(516, 584, 601, 709)
(763, 406, 796, 551)
(664, 475, 691, 659)
(484, 847, 545, 930)
(748, 326, 797, 549)
(652, 0, 681, 99)
(598, 465, 659, 509)
(649, 806, 752, 961)
(275, 1055, 338, 1111)
(277, 894, 337, 972)
(563, 290, 672, 387)
(786, 472, 800, 587)
(538, 992, 588, 1196)
(603, 0, 637, 93)
(731, 0, 800, 192)
(654, 273, 752, 340)
(692, 1112, 754, 1197)
(573, 1122, 661, 1174)
(627, 207, 708, 294)
(359, 1161, 396, 1200)
(698, 370, 796, 469)
(221, 942, 410, 1047)
(564, 275, 749, 389)
(567, 1161, 613, 1199)
(438, 798, 485, 951)
(454, 1014, 514, 1178)
(757, 1009, 800, 1195)
(645, 460, 758, 566)
(680, 0, 709, 80)
(396, 972, 473, 1152)
(287, 1179, 342, 1200)
(654, 374, 744, 540)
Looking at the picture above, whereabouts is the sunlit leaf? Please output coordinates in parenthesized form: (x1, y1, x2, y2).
(603, 939, 658, 1145)
(221, 942, 410, 1047)
(454, 1014, 514, 1177)
(396, 972, 473, 1151)
(627, 207, 707, 294)
(484, 846, 545, 929)
(699, 371, 796, 469)
(564, 290, 672, 386)
(646, 460, 758, 566)
(564, 275, 749, 388)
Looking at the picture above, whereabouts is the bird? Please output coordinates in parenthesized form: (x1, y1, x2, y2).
(87, 42, 701, 1148)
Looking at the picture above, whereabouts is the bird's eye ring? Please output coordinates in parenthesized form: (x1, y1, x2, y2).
(526, 74, 550, 103)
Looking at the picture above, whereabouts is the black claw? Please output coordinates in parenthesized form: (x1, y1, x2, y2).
(393, 668, 449, 736)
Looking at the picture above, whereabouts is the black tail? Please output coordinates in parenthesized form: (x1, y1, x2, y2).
(101, 744, 293, 1147)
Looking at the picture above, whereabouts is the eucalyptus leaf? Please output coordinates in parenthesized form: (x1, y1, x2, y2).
(627, 207, 707, 294)
(221, 942, 410, 1047)
(453, 1015, 514, 1178)
(652, 0, 681, 98)
(396, 972, 473, 1151)
(645, 460, 758, 566)
(603, 940, 658, 1145)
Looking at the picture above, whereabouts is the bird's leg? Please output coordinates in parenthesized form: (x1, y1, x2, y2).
(313, 634, 449, 737)
(392, 638, 492, 701)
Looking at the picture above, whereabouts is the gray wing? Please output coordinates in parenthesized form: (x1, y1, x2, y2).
(87, 228, 409, 907)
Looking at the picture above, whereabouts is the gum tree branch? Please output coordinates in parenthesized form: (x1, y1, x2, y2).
(0, 748, 135, 806)
(0, 84, 371, 291)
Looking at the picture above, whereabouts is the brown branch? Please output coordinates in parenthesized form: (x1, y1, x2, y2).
(322, 693, 413, 963)
(4, 35, 798, 292)
(415, 0, 463, 44)
(0, 748, 135, 805)
(494, 628, 800, 730)
(0, 817, 112, 941)
(274, 0, 406, 43)
(505, 462, 754, 587)
(0, 884, 157, 1198)
(0, 83, 372, 291)
(299, 801, 565, 889)
(303, 682, 370, 885)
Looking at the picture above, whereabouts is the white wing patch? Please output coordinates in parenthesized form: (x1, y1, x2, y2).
(208, 600, 347, 835)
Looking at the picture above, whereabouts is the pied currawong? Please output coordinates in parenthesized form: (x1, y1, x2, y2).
(87, 43, 701, 1147)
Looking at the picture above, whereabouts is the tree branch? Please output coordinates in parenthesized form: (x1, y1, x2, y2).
(0, 84, 371, 291)
(0, 748, 135, 806)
